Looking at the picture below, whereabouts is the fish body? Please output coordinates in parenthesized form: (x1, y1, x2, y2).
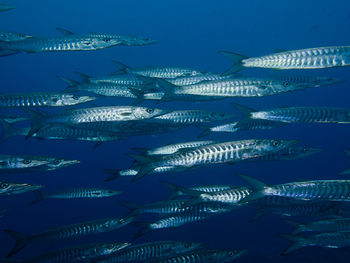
(166, 73, 230, 86)
(239, 175, 350, 203)
(281, 232, 350, 255)
(289, 218, 350, 234)
(250, 106, 350, 123)
(152, 249, 247, 263)
(172, 78, 307, 98)
(271, 75, 342, 87)
(86, 73, 152, 87)
(0, 181, 43, 196)
(220, 46, 350, 74)
(151, 110, 234, 125)
(0, 31, 32, 42)
(19, 242, 130, 263)
(0, 92, 94, 107)
(196, 187, 252, 205)
(0, 154, 49, 173)
(93, 241, 201, 263)
(5, 216, 134, 257)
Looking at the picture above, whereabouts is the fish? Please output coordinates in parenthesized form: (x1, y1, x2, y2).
(340, 149, 350, 175)
(0, 28, 157, 56)
(26, 106, 168, 138)
(121, 199, 234, 216)
(0, 154, 50, 173)
(165, 73, 231, 86)
(133, 212, 212, 238)
(238, 174, 350, 203)
(149, 110, 234, 125)
(286, 217, 350, 234)
(280, 232, 350, 255)
(271, 75, 342, 88)
(0, 92, 95, 107)
(150, 249, 248, 263)
(131, 140, 215, 156)
(0, 114, 29, 123)
(114, 61, 205, 79)
(0, 181, 43, 196)
(219, 46, 350, 74)
(159, 77, 311, 99)
(250, 106, 350, 123)
(0, 119, 121, 146)
(0, 3, 14, 12)
(0, 31, 32, 42)
(92, 241, 201, 263)
(6, 242, 130, 263)
(4, 216, 134, 257)
(30, 188, 121, 204)
(128, 139, 297, 181)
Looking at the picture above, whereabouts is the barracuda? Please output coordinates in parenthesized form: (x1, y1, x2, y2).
(0, 31, 32, 42)
(0, 28, 156, 56)
(93, 241, 201, 263)
(4, 216, 134, 257)
(165, 73, 231, 86)
(152, 249, 247, 263)
(0, 154, 49, 173)
(220, 46, 350, 74)
(239, 174, 350, 203)
(114, 61, 205, 79)
(287, 217, 350, 234)
(271, 75, 342, 87)
(131, 140, 215, 155)
(128, 139, 297, 181)
(0, 92, 95, 107)
(30, 188, 121, 205)
(0, 181, 43, 196)
(26, 106, 168, 138)
(281, 232, 350, 255)
(250, 106, 350, 123)
(14, 242, 130, 263)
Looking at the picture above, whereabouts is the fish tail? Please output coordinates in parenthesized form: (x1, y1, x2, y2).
(132, 222, 152, 239)
(112, 60, 130, 72)
(132, 165, 154, 182)
(279, 233, 307, 255)
(154, 79, 176, 100)
(73, 71, 91, 82)
(126, 153, 153, 164)
(197, 127, 211, 138)
(102, 169, 121, 182)
(283, 220, 304, 234)
(161, 181, 201, 199)
(230, 102, 254, 116)
(119, 201, 141, 216)
(57, 75, 79, 87)
(236, 174, 267, 203)
(218, 50, 248, 75)
(0, 119, 24, 143)
(3, 229, 30, 258)
(29, 190, 46, 205)
(24, 109, 46, 139)
(129, 88, 145, 106)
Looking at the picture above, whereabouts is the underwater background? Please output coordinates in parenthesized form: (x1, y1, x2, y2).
(1, 0, 350, 262)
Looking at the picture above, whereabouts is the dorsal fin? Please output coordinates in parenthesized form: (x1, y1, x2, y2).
(55, 27, 75, 36)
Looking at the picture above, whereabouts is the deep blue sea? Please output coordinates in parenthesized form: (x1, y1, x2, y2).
(1, 0, 350, 262)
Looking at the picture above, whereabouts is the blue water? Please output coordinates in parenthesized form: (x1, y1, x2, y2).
(1, 0, 350, 262)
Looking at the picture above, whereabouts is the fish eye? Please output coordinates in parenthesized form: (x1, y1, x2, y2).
(53, 160, 61, 165)
(119, 218, 125, 224)
(0, 183, 9, 189)
(146, 108, 154, 114)
(73, 95, 79, 100)
(303, 148, 308, 153)
(283, 81, 290, 87)
(51, 97, 59, 103)
(107, 244, 114, 249)
(184, 243, 191, 248)
(272, 141, 280, 146)
(23, 159, 32, 165)
(103, 38, 111, 42)
(228, 251, 234, 257)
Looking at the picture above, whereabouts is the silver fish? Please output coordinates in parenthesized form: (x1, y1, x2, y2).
(251, 106, 350, 123)
(150, 110, 234, 125)
(4, 216, 134, 257)
(220, 46, 350, 74)
(129, 139, 297, 181)
(134, 212, 211, 238)
(0, 114, 29, 123)
(30, 188, 121, 204)
(165, 73, 231, 86)
(0, 92, 95, 107)
(152, 249, 247, 263)
(0, 181, 43, 196)
(16, 242, 130, 263)
(239, 174, 350, 203)
(26, 106, 167, 138)
(114, 61, 205, 79)
(0, 154, 49, 173)
(271, 75, 342, 88)
(132, 140, 215, 156)
(287, 218, 350, 234)
(93, 241, 201, 263)
(281, 232, 350, 255)
(0, 31, 32, 42)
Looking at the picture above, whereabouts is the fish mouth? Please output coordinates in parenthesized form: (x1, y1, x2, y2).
(12, 183, 44, 194)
